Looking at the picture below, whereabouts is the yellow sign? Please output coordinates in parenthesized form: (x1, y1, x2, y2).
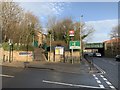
(55, 47, 64, 55)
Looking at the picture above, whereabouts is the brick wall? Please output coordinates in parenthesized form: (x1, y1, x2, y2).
(104, 38, 120, 57)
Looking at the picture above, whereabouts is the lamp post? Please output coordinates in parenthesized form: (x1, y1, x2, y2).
(80, 15, 83, 61)
(49, 31, 52, 61)
(8, 39, 12, 63)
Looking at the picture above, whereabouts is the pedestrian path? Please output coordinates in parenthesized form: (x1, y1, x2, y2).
(34, 48, 46, 61)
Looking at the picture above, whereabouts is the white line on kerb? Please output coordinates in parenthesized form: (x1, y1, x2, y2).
(0, 74, 14, 78)
(42, 80, 104, 89)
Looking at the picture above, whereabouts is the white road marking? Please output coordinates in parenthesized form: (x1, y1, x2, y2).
(0, 74, 14, 78)
(42, 80, 104, 89)
(93, 74, 96, 77)
(106, 81, 112, 85)
(108, 61, 116, 66)
(95, 77, 98, 80)
(99, 75, 116, 90)
(103, 78, 107, 81)
(110, 86, 116, 89)
(99, 85, 105, 88)
(93, 59, 116, 90)
(93, 64, 106, 74)
(97, 80, 101, 84)
(100, 75, 104, 78)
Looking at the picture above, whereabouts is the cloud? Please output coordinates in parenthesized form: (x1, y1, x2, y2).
(19, 2, 70, 28)
(19, 2, 65, 17)
(13, 0, 119, 2)
(85, 19, 118, 43)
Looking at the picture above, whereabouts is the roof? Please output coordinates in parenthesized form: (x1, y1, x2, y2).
(104, 38, 120, 43)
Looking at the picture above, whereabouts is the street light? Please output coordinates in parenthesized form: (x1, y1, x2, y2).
(48, 31, 52, 61)
(80, 15, 83, 61)
(8, 39, 12, 63)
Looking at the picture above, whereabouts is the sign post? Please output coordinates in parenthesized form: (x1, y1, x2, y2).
(69, 41, 80, 64)
(55, 46, 64, 62)
(69, 41, 80, 49)
(72, 49, 73, 64)
(69, 30, 74, 37)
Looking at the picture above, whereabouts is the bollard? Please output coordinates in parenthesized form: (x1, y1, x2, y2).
(24, 62, 29, 68)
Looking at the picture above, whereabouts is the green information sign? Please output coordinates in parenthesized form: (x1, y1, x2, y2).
(85, 43, 103, 48)
(69, 41, 80, 49)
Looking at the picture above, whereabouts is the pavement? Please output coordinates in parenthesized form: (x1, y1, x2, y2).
(1, 58, 99, 75)
(0, 47, 99, 75)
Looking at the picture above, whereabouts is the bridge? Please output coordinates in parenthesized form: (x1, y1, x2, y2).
(85, 43, 104, 56)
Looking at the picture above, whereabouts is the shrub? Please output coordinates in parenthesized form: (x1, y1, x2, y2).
(2, 42, 9, 51)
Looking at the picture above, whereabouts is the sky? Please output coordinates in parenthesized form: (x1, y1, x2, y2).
(19, 2, 118, 43)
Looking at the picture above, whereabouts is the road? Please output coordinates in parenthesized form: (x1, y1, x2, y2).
(92, 57, 119, 90)
(1, 66, 111, 90)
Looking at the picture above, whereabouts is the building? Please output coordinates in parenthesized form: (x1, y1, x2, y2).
(34, 30, 47, 47)
(42, 34, 47, 44)
(104, 38, 120, 57)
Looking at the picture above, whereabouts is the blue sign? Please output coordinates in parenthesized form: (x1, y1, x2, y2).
(19, 52, 32, 56)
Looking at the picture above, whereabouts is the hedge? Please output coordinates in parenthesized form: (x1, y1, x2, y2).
(2, 42, 34, 51)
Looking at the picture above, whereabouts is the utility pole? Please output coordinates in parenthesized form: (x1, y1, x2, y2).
(80, 15, 83, 61)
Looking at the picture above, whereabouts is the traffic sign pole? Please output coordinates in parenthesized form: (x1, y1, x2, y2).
(80, 15, 83, 61)
(72, 49, 73, 64)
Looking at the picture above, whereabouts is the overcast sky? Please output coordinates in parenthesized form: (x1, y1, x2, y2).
(18, 2, 118, 43)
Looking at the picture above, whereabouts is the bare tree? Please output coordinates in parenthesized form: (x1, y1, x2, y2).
(110, 25, 119, 39)
(17, 11, 42, 46)
(47, 17, 95, 44)
(1, 1, 42, 46)
(0, 1, 23, 42)
(47, 17, 73, 44)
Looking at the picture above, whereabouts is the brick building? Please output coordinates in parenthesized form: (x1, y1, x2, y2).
(34, 30, 47, 47)
(104, 38, 120, 57)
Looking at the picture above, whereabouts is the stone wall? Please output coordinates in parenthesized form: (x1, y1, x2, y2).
(1, 49, 33, 62)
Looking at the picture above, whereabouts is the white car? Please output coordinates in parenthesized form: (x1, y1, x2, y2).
(93, 53, 102, 57)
